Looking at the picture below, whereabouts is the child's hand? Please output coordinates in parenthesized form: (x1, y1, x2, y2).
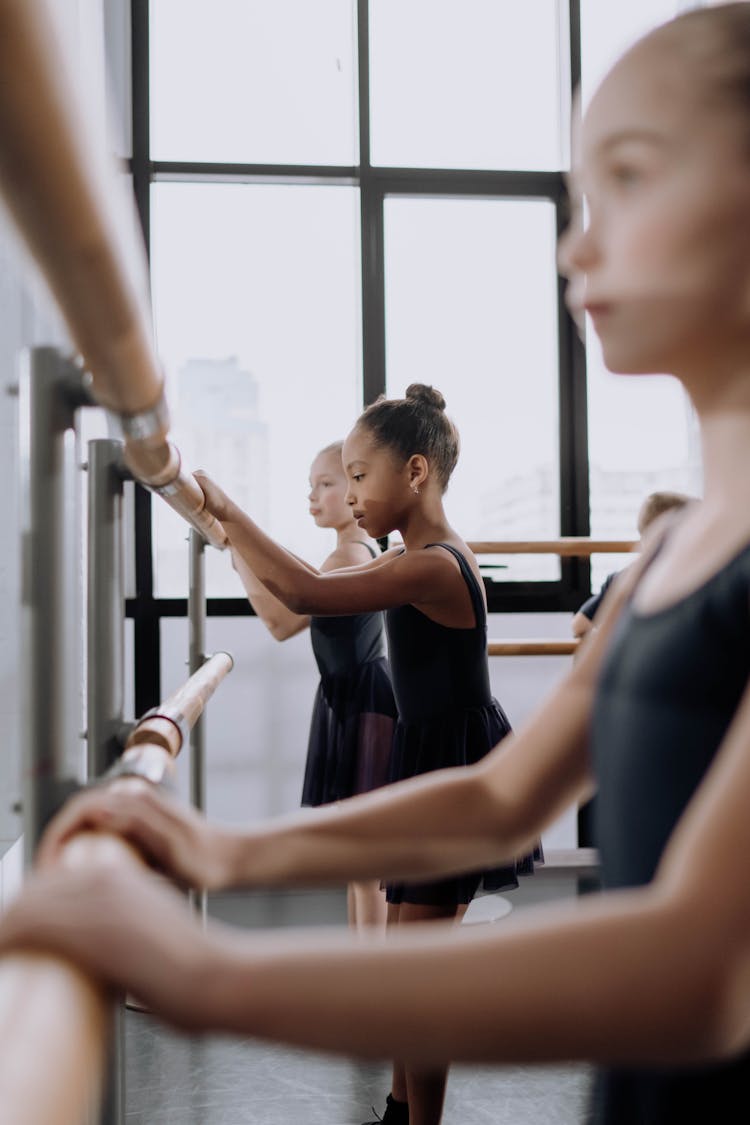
(36, 778, 237, 892)
(0, 861, 222, 1031)
(194, 470, 233, 522)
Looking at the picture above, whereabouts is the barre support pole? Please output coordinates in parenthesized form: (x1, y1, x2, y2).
(87, 439, 127, 779)
(20, 347, 90, 860)
(188, 529, 207, 813)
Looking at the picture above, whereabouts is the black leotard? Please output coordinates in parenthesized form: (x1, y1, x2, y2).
(385, 543, 540, 906)
(302, 543, 397, 806)
(588, 539, 750, 1124)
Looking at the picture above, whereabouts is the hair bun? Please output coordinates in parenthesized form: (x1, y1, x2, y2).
(404, 383, 446, 412)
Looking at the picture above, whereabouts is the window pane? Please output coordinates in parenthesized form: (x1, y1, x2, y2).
(581, 0, 683, 107)
(150, 183, 362, 596)
(384, 197, 560, 582)
(370, 0, 567, 171)
(150, 0, 358, 164)
(587, 330, 703, 590)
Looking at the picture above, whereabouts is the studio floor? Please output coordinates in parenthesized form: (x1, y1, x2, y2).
(123, 874, 595, 1124)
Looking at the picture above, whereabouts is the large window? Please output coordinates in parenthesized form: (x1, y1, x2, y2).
(384, 196, 561, 582)
(128, 0, 707, 708)
(150, 0, 358, 165)
(150, 182, 362, 596)
(369, 1, 568, 171)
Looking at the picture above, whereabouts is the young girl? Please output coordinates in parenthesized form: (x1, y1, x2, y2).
(231, 440, 397, 932)
(4, 7, 750, 1123)
(202, 382, 528, 1124)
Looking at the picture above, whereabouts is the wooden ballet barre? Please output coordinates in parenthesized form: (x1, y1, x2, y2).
(469, 538, 637, 556)
(0, 0, 227, 549)
(487, 639, 579, 657)
(0, 653, 234, 1125)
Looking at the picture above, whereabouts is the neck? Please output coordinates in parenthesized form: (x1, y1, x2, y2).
(399, 498, 453, 550)
(688, 363, 750, 503)
(335, 523, 370, 548)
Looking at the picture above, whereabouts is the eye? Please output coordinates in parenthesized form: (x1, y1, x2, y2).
(352, 473, 364, 483)
(609, 162, 642, 188)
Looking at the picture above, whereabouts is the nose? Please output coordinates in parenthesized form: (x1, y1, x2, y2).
(558, 214, 598, 278)
(344, 484, 356, 507)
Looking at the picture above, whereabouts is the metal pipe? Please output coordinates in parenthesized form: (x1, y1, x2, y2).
(125, 652, 234, 759)
(19, 348, 90, 860)
(188, 530, 207, 813)
(87, 439, 126, 779)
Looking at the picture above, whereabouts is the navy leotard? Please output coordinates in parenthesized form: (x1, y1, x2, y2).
(385, 543, 541, 906)
(301, 543, 397, 806)
(588, 539, 750, 1123)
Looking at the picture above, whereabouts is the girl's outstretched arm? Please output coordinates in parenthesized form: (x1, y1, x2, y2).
(194, 472, 470, 616)
(4, 726, 750, 1070)
(231, 550, 310, 641)
(39, 538, 644, 891)
(37, 639, 598, 890)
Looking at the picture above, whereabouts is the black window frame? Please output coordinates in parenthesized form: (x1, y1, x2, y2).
(127, 0, 588, 714)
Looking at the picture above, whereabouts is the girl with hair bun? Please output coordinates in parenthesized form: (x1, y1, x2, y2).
(190, 381, 536, 1125)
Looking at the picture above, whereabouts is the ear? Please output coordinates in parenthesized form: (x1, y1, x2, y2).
(407, 454, 429, 493)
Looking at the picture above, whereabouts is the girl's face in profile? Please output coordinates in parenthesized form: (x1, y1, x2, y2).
(307, 450, 352, 531)
(342, 426, 410, 540)
(559, 31, 750, 383)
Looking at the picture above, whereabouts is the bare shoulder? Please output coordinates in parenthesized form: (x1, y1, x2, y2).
(321, 540, 385, 574)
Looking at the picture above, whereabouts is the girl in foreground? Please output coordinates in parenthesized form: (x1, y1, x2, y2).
(231, 441, 396, 932)
(4, 6, 750, 1122)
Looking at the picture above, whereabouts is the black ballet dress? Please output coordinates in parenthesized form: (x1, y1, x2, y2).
(301, 545, 397, 807)
(587, 538, 750, 1124)
(385, 542, 542, 906)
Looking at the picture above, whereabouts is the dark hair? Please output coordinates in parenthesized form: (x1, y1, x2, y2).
(646, 5, 750, 132)
(357, 383, 460, 492)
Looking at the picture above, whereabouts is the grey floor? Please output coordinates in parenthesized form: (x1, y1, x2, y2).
(123, 877, 595, 1124)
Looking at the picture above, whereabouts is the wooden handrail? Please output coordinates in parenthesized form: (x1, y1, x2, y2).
(126, 651, 234, 758)
(469, 538, 637, 556)
(0, 0, 227, 549)
(487, 639, 578, 657)
(0, 652, 234, 1123)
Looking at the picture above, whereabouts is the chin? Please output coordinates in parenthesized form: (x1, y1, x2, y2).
(599, 344, 673, 377)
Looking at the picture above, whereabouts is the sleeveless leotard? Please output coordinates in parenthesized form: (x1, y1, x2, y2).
(588, 538, 750, 1124)
(302, 543, 397, 806)
(385, 542, 541, 906)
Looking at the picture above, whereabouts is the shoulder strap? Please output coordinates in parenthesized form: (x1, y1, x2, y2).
(426, 542, 486, 628)
(355, 540, 380, 560)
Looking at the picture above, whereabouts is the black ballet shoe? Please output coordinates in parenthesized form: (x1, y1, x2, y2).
(361, 1093, 409, 1124)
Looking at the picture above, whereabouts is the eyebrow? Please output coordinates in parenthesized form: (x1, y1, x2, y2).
(345, 460, 367, 470)
(596, 128, 669, 154)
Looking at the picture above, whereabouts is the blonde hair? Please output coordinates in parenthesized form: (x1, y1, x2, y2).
(644, 5, 750, 135)
(636, 490, 693, 537)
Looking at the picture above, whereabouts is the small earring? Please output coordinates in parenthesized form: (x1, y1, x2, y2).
(411, 485, 420, 495)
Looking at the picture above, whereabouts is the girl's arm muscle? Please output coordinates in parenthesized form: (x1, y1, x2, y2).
(8, 683, 750, 1067)
(37, 556, 640, 891)
(195, 473, 457, 615)
(232, 551, 310, 641)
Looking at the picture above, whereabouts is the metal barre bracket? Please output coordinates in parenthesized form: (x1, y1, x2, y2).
(113, 393, 170, 442)
(135, 705, 191, 748)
